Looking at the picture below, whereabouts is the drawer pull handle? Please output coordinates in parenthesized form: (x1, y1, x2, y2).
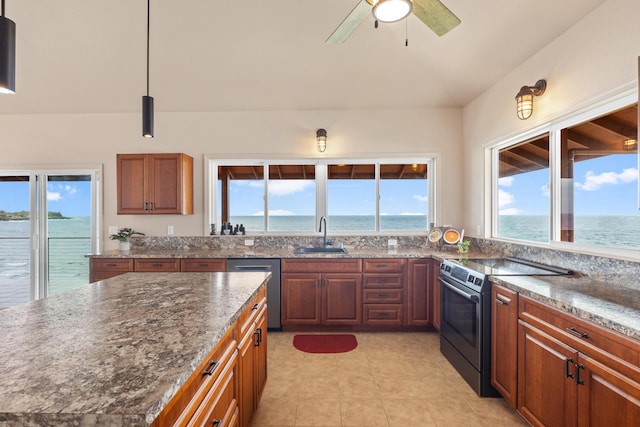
(199, 263, 209, 267)
(495, 298, 506, 305)
(565, 358, 574, 378)
(202, 360, 219, 376)
(212, 420, 221, 426)
(252, 303, 259, 310)
(377, 263, 388, 268)
(566, 327, 589, 339)
(378, 294, 388, 299)
(106, 263, 117, 268)
(152, 263, 162, 268)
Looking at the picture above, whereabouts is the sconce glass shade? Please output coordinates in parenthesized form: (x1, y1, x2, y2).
(515, 79, 546, 120)
(142, 95, 154, 138)
(316, 128, 327, 153)
(0, 15, 16, 95)
(371, 0, 412, 23)
(516, 89, 534, 120)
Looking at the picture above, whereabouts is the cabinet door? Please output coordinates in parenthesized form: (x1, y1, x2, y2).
(518, 320, 578, 427)
(149, 154, 193, 214)
(181, 258, 226, 272)
(323, 274, 362, 325)
(254, 306, 268, 401)
(491, 284, 518, 407)
(577, 354, 640, 427)
(431, 260, 441, 331)
(117, 154, 148, 214)
(281, 274, 322, 325)
(406, 259, 431, 326)
(238, 325, 256, 427)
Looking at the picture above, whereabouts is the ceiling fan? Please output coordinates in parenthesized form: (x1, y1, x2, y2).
(326, 0, 461, 44)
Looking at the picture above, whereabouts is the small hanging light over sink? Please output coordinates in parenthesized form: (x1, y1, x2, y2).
(142, 0, 154, 138)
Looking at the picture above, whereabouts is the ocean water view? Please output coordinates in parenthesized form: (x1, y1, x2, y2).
(2, 214, 640, 307)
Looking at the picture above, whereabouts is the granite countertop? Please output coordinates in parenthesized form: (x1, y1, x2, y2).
(0, 271, 270, 426)
(491, 274, 640, 342)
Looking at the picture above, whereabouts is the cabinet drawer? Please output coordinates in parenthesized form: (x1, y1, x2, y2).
(363, 289, 403, 304)
(364, 304, 403, 325)
(90, 258, 133, 272)
(237, 286, 267, 338)
(181, 258, 226, 272)
(363, 258, 405, 273)
(187, 350, 238, 427)
(89, 272, 126, 282)
(363, 274, 403, 289)
(519, 296, 640, 374)
(281, 258, 362, 273)
(134, 258, 181, 272)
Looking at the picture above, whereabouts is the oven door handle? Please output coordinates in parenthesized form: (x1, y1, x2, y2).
(439, 278, 480, 303)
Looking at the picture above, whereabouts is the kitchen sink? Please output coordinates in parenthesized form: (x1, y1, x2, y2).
(294, 247, 347, 254)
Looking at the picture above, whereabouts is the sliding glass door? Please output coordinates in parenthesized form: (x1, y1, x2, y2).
(0, 170, 99, 307)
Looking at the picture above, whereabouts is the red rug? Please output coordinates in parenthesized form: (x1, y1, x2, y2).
(293, 334, 358, 354)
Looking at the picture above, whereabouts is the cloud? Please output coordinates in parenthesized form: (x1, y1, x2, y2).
(498, 189, 514, 208)
(575, 168, 638, 191)
(499, 207, 522, 215)
(47, 192, 62, 201)
(541, 182, 550, 197)
(400, 212, 425, 216)
(412, 194, 428, 202)
(499, 177, 515, 187)
(64, 185, 77, 196)
(268, 180, 313, 196)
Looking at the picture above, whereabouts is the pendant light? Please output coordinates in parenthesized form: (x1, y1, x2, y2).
(142, 0, 154, 138)
(0, 0, 16, 94)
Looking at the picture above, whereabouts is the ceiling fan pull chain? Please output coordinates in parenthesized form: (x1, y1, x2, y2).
(405, 17, 409, 47)
(374, 19, 378, 29)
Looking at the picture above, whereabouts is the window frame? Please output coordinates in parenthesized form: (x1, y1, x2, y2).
(489, 90, 639, 257)
(206, 156, 436, 235)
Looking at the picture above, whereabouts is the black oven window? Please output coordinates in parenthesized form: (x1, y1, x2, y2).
(443, 286, 478, 349)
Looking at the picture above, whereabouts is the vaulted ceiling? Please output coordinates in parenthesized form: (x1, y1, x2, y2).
(0, 0, 608, 115)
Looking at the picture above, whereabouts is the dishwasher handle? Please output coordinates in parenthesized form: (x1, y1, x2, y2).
(231, 265, 273, 272)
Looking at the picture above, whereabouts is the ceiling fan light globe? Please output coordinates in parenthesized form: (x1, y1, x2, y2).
(372, 0, 412, 23)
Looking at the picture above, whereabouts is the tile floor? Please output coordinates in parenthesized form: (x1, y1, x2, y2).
(250, 331, 530, 427)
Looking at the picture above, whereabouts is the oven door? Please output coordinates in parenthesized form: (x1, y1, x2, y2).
(439, 276, 482, 370)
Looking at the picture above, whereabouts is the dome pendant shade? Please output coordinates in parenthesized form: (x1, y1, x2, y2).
(371, 0, 412, 23)
(0, 15, 16, 94)
(142, 95, 154, 138)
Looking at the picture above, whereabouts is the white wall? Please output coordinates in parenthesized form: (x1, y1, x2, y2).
(1, 108, 462, 250)
(462, 0, 640, 237)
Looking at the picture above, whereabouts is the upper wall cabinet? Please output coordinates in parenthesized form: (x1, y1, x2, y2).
(117, 153, 194, 215)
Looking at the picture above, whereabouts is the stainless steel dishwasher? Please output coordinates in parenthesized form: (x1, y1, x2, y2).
(226, 258, 281, 330)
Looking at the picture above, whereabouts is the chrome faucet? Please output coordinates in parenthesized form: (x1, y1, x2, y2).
(319, 216, 327, 247)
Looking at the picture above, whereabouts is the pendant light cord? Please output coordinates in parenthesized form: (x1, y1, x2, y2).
(1, 0, 5, 17)
(146, 0, 150, 96)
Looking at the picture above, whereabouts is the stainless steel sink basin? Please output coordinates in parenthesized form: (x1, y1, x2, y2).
(294, 247, 347, 254)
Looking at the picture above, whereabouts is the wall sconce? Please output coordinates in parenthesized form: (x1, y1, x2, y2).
(515, 79, 546, 120)
(316, 129, 327, 153)
(370, 0, 413, 23)
(0, 0, 16, 94)
(623, 139, 637, 151)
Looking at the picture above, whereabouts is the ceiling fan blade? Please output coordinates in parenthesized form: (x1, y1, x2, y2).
(412, 0, 461, 37)
(326, 0, 371, 44)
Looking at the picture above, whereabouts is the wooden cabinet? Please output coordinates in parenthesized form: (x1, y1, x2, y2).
(237, 289, 267, 427)
(491, 284, 518, 408)
(406, 258, 431, 326)
(363, 258, 404, 326)
(89, 258, 133, 282)
(134, 258, 181, 272)
(517, 295, 640, 427)
(152, 285, 267, 427)
(117, 153, 193, 215)
(181, 258, 226, 272)
(431, 259, 441, 331)
(281, 259, 362, 326)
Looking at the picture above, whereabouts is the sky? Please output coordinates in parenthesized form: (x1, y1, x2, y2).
(499, 153, 639, 216)
(221, 179, 429, 216)
(0, 179, 92, 216)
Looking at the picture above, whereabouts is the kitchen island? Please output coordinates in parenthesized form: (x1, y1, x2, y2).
(0, 271, 269, 426)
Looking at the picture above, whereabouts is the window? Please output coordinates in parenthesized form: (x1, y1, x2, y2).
(209, 158, 434, 234)
(492, 102, 639, 253)
(497, 135, 550, 243)
(0, 170, 100, 308)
